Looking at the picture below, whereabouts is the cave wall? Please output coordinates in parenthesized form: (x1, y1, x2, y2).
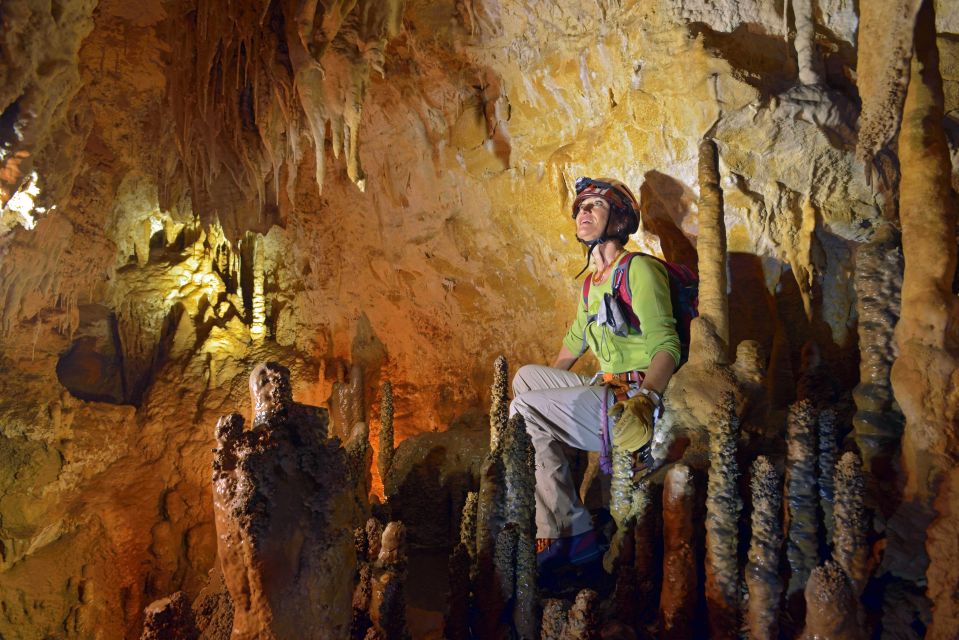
(0, 0, 956, 637)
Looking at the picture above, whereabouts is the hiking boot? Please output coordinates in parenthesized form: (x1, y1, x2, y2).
(536, 529, 605, 578)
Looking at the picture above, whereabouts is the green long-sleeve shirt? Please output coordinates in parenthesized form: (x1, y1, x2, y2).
(562, 254, 681, 373)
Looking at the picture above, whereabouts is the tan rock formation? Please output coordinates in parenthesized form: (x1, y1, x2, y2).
(659, 464, 697, 639)
(745, 456, 784, 640)
(211, 362, 359, 639)
(801, 561, 865, 640)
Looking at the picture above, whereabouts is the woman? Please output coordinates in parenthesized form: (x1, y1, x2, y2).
(509, 176, 680, 579)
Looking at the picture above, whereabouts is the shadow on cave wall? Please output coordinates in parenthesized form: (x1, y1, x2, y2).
(640, 171, 698, 270)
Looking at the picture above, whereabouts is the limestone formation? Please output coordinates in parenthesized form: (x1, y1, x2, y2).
(561, 589, 600, 640)
(330, 363, 366, 442)
(378, 380, 395, 490)
(786, 399, 820, 599)
(801, 562, 865, 640)
(693, 138, 729, 364)
(745, 456, 784, 640)
(887, 4, 959, 636)
(369, 522, 410, 640)
(540, 599, 570, 640)
(444, 543, 471, 640)
(490, 355, 510, 451)
(211, 362, 359, 639)
(818, 408, 840, 546)
(705, 392, 742, 638)
(141, 591, 199, 640)
(1, 0, 958, 636)
(833, 452, 869, 596)
(460, 491, 479, 568)
(851, 225, 904, 475)
(660, 464, 697, 639)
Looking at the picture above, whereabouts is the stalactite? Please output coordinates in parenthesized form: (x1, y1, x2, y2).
(165, 0, 405, 236)
(444, 543, 471, 640)
(540, 599, 570, 640)
(786, 399, 819, 598)
(660, 464, 697, 639)
(705, 392, 742, 638)
(855, 0, 924, 169)
(818, 408, 839, 547)
(801, 561, 864, 640)
(889, 3, 959, 635)
(561, 590, 600, 640)
(378, 380, 395, 489)
(249, 234, 265, 341)
(693, 138, 728, 364)
(792, 0, 822, 84)
(852, 224, 904, 475)
(745, 456, 784, 640)
(490, 355, 509, 451)
(833, 452, 868, 596)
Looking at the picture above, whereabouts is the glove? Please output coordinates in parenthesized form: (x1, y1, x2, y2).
(608, 393, 656, 452)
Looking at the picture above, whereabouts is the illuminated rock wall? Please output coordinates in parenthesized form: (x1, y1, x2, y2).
(0, 0, 956, 637)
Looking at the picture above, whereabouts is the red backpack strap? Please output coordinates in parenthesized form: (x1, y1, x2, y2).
(612, 252, 641, 332)
(581, 274, 591, 308)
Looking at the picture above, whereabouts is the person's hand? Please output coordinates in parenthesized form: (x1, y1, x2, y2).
(608, 394, 656, 452)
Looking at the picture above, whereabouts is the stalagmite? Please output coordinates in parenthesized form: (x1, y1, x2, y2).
(833, 452, 869, 596)
(212, 362, 359, 639)
(140, 592, 199, 640)
(851, 224, 904, 475)
(745, 456, 784, 640)
(606, 446, 644, 571)
(370, 522, 410, 640)
(378, 380, 395, 489)
(660, 464, 697, 639)
(444, 543, 471, 640)
(801, 561, 864, 640)
(561, 589, 600, 640)
(460, 491, 479, 568)
(540, 599, 570, 640)
(888, 3, 959, 635)
(818, 408, 839, 546)
(490, 355, 510, 451)
(705, 392, 742, 638)
(474, 429, 506, 637)
(786, 399, 819, 599)
(330, 363, 366, 441)
(501, 412, 537, 639)
(694, 138, 729, 362)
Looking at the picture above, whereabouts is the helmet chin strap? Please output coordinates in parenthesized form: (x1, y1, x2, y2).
(574, 215, 612, 278)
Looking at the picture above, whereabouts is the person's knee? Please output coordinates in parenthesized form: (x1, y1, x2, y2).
(512, 364, 538, 396)
(509, 394, 528, 419)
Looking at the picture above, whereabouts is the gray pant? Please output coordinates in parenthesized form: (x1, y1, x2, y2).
(509, 364, 614, 539)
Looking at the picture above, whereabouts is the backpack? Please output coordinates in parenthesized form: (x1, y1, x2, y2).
(582, 252, 699, 366)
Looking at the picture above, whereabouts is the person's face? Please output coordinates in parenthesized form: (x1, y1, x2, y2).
(575, 196, 610, 241)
